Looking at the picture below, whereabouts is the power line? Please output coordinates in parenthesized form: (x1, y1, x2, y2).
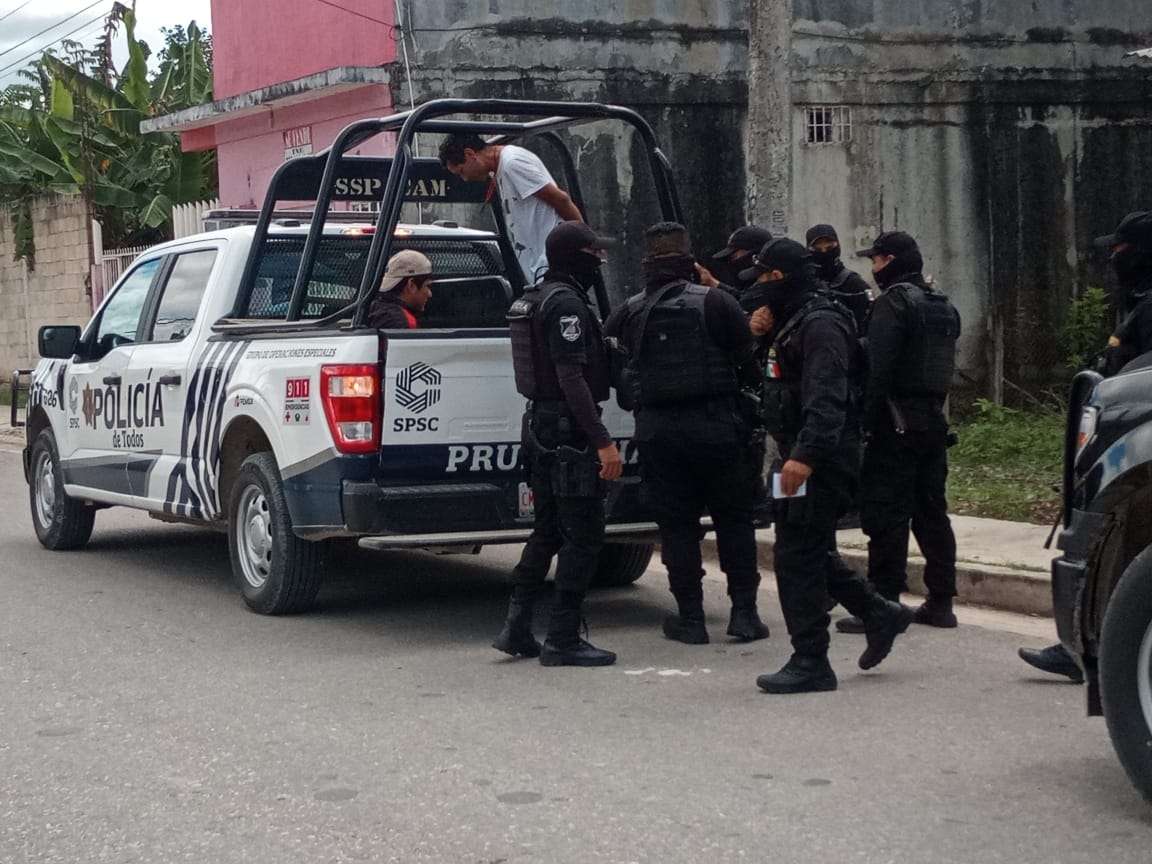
(0, 0, 107, 60)
(0, 0, 35, 26)
(0, 9, 107, 78)
(311, 0, 391, 27)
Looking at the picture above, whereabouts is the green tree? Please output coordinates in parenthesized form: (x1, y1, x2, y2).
(0, 2, 216, 261)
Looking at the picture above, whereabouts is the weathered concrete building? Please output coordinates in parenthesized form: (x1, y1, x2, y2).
(399, 0, 1152, 391)
(151, 0, 1152, 391)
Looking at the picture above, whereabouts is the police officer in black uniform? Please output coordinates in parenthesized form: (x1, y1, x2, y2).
(839, 231, 961, 634)
(497, 221, 623, 667)
(739, 238, 912, 694)
(695, 225, 773, 302)
(1019, 210, 1152, 681)
(805, 224, 872, 335)
(604, 222, 770, 645)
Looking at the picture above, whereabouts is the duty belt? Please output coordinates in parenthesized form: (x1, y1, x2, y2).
(526, 398, 569, 413)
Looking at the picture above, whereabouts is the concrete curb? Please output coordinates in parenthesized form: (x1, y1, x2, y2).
(701, 535, 1054, 619)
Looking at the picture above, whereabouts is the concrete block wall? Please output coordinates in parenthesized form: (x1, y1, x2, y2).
(0, 195, 93, 376)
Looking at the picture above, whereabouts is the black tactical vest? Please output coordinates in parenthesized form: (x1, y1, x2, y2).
(507, 279, 582, 400)
(626, 282, 738, 408)
(762, 295, 859, 443)
(889, 283, 960, 396)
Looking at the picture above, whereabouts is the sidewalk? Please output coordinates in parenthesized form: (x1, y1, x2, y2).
(702, 514, 1057, 618)
(0, 412, 1057, 617)
(0, 412, 23, 445)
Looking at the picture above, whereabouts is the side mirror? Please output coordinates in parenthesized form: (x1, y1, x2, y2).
(38, 325, 81, 359)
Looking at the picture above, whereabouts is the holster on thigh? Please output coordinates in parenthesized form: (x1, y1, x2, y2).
(551, 445, 602, 498)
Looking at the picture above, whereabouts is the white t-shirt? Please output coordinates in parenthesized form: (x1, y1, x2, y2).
(494, 145, 565, 283)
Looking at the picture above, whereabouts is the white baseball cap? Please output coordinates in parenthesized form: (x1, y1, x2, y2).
(380, 250, 433, 293)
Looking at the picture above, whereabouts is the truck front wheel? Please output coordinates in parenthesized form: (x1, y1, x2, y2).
(590, 542, 654, 588)
(228, 452, 323, 615)
(29, 428, 95, 551)
(1099, 545, 1152, 802)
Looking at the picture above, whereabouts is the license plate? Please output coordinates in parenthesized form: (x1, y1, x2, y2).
(518, 482, 535, 518)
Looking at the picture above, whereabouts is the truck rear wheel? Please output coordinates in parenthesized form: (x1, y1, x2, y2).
(29, 428, 95, 551)
(1099, 545, 1152, 802)
(590, 542, 654, 588)
(227, 452, 323, 615)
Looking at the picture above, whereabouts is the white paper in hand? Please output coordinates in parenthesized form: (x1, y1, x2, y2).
(772, 473, 808, 499)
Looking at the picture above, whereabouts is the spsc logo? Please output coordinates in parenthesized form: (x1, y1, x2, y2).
(395, 362, 442, 414)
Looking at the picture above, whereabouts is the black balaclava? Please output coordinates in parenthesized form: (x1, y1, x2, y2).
(710, 257, 751, 290)
(805, 223, 842, 281)
(1110, 219, 1152, 305)
(545, 220, 614, 290)
(762, 271, 816, 325)
(873, 246, 924, 290)
(549, 248, 603, 289)
(741, 238, 817, 326)
(643, 222, 696, 289)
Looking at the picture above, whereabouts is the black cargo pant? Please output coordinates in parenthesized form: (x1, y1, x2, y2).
(860, 428, 957, 601)
(636, 406, 761, 610)
(773, 452, 883, 658)
(510, 412, 604, 601)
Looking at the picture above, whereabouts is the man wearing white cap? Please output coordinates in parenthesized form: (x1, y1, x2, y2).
(367, 250, 434, 329)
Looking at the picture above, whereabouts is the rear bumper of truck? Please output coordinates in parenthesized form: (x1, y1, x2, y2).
(339, 475, 660, 545)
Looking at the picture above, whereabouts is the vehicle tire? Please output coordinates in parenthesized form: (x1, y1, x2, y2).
(227, 452, 323, 615)
(1099, 545, 1152, 802)
(28, 428, 95, 551)
(590, 542, 654, 588)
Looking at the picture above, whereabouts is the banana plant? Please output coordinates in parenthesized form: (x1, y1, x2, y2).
(0, 1, 216, 259)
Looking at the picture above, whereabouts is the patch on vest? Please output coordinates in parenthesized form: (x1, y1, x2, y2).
(560, 315, 582, 342)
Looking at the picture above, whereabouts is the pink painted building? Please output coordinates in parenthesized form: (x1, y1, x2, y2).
(145, 0, 397, 207)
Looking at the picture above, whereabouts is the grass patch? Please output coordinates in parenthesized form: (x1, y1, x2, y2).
(948, 399, 1063, 524)
(0, 384, 27, 408)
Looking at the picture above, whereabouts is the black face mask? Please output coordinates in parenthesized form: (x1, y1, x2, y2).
(1112, 245, 1152, 290)
(758, 272, 812, 319)
(551, 250, 603, 288)
(810, 246, 841, 280)
(707, 258, 744, 288)
(873, 261, 897, 290)
(643, 253, 696, 288)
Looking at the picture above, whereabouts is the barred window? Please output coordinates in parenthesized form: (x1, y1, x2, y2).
(806, 106, 852, 145)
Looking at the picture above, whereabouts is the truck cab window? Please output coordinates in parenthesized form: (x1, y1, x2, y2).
(149, 249, 217, 342)
(90, 258, 161, 359)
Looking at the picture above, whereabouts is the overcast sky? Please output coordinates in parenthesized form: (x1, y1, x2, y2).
(0, 0, 213, 89)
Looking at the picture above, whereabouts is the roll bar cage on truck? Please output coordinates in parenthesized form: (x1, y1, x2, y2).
(14, 99, 684, 614)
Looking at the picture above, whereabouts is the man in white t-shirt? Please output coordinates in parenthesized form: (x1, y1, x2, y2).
(439, 133, 583, 283)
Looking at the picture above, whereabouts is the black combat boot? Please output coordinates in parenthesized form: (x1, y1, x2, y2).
(663, 612, 710, 644)
(663, 593, 709, 644)
(756, 654, 838, 694)
(726, 606, 770, 641)
(835, 615, 866, 634)
(539, 600, 616, 667)
(836, 587, 900, 635)
(492, 598, 542, 657)
(913, 595, 958, 628)
(858, 598, 913, 670)
(1018, 643, 1083, 682)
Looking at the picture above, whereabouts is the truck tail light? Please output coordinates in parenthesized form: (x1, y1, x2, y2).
(1075, 406, 1098, 464)
(320, 364, 381, 454)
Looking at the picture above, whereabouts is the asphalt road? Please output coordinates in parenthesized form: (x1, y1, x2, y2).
(1, 444, 1149, 864)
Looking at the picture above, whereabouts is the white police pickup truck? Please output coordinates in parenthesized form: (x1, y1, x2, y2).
(17, 99, 684, 614)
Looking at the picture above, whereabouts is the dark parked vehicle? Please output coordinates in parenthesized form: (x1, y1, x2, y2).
(1053, 355, 1152, 801)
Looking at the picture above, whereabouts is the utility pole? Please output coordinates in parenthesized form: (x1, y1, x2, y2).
(745, 0, 793, 237)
